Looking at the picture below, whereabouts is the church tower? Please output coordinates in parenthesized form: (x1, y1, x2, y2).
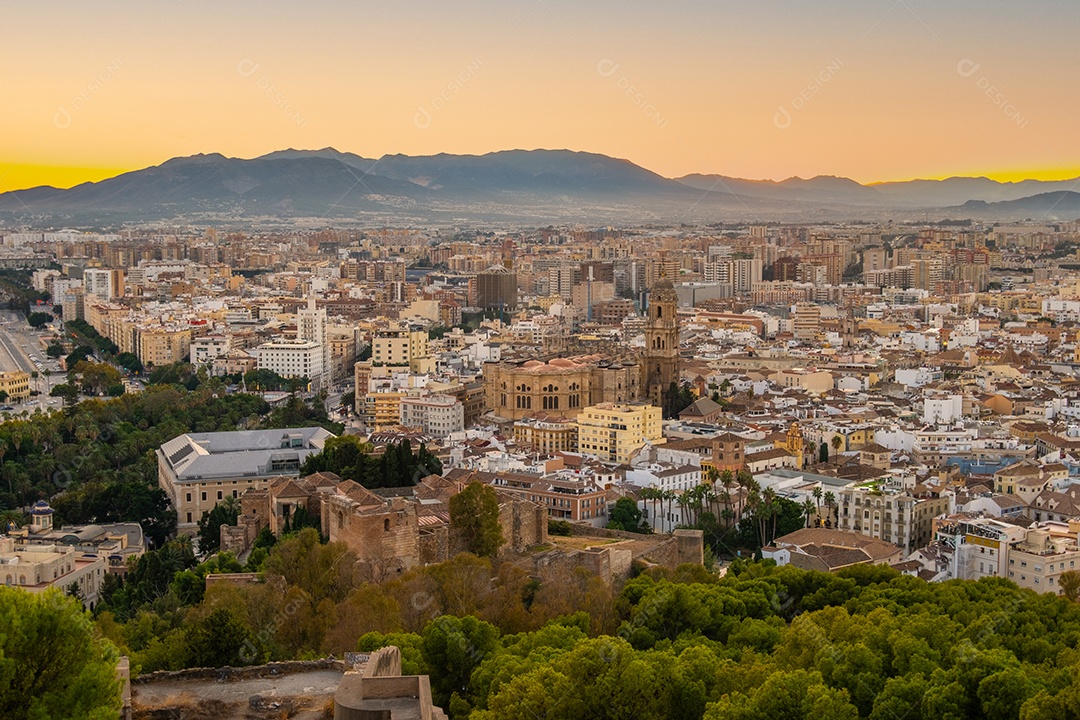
(642, 277, 680, 406)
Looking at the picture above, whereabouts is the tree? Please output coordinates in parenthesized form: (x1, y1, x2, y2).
(831, 435, 844, 457)
(607, 496, 647, 533)
(1061, 570, 1080, 601)
(50, 382, 80, 406)
(421, 615, 500, 709)
(662, 381, 696, 419)
(184, 607, 260, 668)
(819, 441, 829, 464)
(115, 352, 143, 374)
(823, 491, 837, 527)
(449, 482, 504, 557)
(27, 311, 51, 328)
(0, 587, 122, 719)
(197, 500, 240, 556)
(46, 341, 65, 358)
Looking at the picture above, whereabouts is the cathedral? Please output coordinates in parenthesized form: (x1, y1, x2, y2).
(483, 277, 681, 419)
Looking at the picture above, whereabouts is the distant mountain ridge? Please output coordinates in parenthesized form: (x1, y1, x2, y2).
(1, 147, 1078, 224)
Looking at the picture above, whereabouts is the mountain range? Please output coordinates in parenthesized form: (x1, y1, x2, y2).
(2, 148, 1078, 225)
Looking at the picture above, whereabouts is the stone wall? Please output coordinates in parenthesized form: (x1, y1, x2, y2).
(419, 525, 449, 565)
(566, 523, 653, 542)
(132, 658, 344, 684)
(499, 498, 548, 552)
(326, 495, 420, 582)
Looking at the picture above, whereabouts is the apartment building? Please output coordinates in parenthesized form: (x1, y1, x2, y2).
(256, 339, 325, 383)
(1008, 525, 1080, 595)
(514, 415, 578, 455)
(398, 394, 464, 438)
(837, 485, 951, 553)
(139, 326, 193, 367)
(576, 403, 663, 464)
(190, 335, 229, 367)
(371, 323, 431, 372)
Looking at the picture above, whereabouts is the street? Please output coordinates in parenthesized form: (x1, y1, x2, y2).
(0, 309, 64, 412)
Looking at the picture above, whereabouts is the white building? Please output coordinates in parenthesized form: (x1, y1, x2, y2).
(923, 395, 964, 425)
(296, 295, 328, 384)
(190, 336, 229, 367)
(399, 394, 465, 438)
(256, 339, 325, 383)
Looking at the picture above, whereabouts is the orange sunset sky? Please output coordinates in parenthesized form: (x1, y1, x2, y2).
(3, 0, 1079, 192)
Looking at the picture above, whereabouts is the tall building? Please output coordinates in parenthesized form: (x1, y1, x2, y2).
(793, 302, 821, 343)
(83, 268, 124, 300)
(731, 258, 763, 294)
(641, 278, 680, 406)
(476, 266, 518, 312)
(297, 295, 329, 385)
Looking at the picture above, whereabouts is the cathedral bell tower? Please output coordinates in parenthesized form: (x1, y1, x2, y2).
(642, 277, 680, 406)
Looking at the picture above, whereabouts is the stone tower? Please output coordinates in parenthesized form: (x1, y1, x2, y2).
(642, 277, 680, 406)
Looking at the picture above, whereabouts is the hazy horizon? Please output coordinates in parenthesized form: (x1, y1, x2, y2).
(4, 0, 1079, 192)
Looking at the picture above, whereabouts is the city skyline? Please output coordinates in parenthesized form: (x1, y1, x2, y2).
(4, 0, 1080, 192)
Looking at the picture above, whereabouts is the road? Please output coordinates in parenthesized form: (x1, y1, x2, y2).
(0, 310, 65, 411)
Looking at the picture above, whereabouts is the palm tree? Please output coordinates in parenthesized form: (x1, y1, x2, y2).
(762, 487, 778, 545)
(0, 509, 24, 532)
(824, 491, 837, 527)
(736, 469, 754, 523)
(719, 470, 735, 527)
(802, 499, 816, 528)
(676, 492, 691, 528)
(663, 489, 677, 532)
(639, 487, 660, 531)
(812, 485, 822, 510)
(831, 434, 844, 459)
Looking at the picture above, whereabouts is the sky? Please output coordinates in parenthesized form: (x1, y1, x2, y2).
(3, 0, 1080, 191)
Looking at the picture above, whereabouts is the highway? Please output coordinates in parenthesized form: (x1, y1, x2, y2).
(0, 309, 65, 411)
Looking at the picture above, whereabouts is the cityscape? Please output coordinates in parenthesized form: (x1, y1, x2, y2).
(3, 2, 1080, 720)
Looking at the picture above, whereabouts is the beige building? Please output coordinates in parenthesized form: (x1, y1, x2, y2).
(577, 403, 663, 464)
(1007, 525, 1080, 595)
(399, 394, 464, 438)
(837, 486, 951, 553)
(139, 326, 193, 367)
(372, 323, 431, 372)
(0, 370, 30, 402)
(793, 302, 821, 342)
(157, 427, 334, 530)
(361, 392, 405, 431)
(514, 415, 578, 455)
(772, 368, 833, 394)
(0, 535, 106, 609)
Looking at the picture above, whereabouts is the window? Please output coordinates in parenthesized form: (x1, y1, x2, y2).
(201, 492, 206, 502)
(186, 492, 192, 503)
(384, 518, 390, 532)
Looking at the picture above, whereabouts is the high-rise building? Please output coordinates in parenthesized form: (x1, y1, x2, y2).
(793, 302, 821, 342)
(731, 258, 763, 294)
(476, 266, 518, 312)
(83, 268, 124, 300)
(297, 295, 328, 385)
